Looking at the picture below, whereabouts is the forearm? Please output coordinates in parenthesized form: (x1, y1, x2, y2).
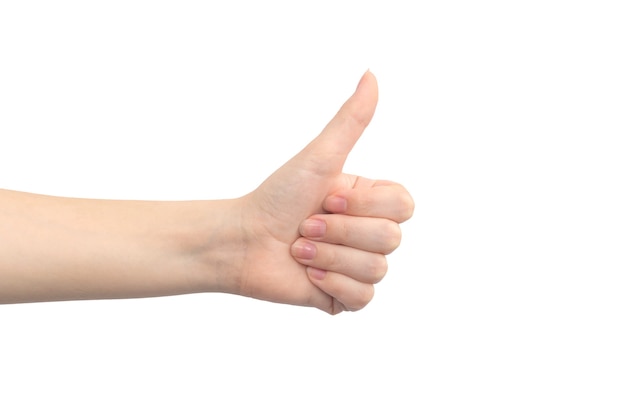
(0, 189, 244, 303)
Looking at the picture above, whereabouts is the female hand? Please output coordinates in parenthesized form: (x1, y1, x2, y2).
(235, 71, 414, 314)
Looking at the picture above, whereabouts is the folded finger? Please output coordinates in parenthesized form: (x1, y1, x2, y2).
(299, 214, 402, 255)
(324, 182, 414, 223)
(306, 267, 375, 313)
(291, 238, 388, 284)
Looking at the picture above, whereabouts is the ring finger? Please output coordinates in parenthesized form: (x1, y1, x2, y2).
(291, 237, 388, 284)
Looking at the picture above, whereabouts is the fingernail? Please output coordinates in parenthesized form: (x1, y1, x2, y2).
(307, 267, 327, 280)
(325, 196, 347, 213)
(300, 218, 326, 238)
(292, 241, 316, 260)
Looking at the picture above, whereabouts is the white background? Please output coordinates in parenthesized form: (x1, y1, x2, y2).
(1, 1, 625, 416)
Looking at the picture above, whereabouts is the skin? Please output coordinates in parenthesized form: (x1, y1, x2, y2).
(0, 71, 414, 314)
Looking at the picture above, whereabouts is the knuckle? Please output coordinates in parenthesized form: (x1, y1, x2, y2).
(381, 221, 403, 254)
(348, 284, 375, 312)
(367, 255, 388, 283)
(327, 246, 343, 271)
(398, 190, 416, 222)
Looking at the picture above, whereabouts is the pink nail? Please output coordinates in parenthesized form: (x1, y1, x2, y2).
(301, 218, 326, 238)
(292, 241, 316, 260)
(325, 196, 347, 213)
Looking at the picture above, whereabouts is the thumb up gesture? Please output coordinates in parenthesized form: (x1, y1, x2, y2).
(238, 71, 414, 314)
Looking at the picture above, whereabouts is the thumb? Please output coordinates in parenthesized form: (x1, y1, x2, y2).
(298, 70, 379, 176)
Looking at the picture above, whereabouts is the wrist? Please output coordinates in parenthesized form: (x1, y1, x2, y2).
(182, 198, 248, 296)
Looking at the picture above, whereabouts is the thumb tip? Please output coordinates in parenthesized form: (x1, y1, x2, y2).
(296, 70, 379, 176)
(356, 69, 378, 102)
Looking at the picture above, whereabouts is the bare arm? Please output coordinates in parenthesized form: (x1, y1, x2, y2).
(0, 190, 244, 303)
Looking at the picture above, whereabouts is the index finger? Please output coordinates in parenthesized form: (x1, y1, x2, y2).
(323, 182, 415, 223)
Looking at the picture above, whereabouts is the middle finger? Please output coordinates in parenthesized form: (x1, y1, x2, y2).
(299, 214, 402, 255)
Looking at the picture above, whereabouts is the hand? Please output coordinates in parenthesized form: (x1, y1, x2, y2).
(292, 178, 413, 313)
(235, 71, 414, 314)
